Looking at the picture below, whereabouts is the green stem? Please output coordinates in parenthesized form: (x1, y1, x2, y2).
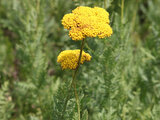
(62, 39, 85, 120)
(71, 38, 85, 87)
(72, 39, 85, 120)
(85, 42, 94, 53)
(121, 0, 124, 24)
(104, 0, 107, 9)
(131, 0, 138, 32)
(121, 0, 124, 40)
(73, 75, 81, 120)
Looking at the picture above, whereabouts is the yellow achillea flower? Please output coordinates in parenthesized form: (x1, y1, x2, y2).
(62, 6, 113, 40)
(57, 50, 91, 70)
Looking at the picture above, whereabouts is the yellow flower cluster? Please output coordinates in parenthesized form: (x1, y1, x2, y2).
(62, 6, 113, 40)
(57, 50, 91, 70)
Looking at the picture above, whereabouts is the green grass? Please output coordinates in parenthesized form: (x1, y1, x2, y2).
(0, 0, 160, 120)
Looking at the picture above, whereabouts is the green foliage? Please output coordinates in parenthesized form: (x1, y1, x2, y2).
(0, 82, 14, 120)
(0, 0, 160, 120)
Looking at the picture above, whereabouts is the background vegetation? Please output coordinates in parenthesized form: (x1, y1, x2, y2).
(0, 0, 160, 120)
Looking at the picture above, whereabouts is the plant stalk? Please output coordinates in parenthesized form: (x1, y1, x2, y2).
(121, 0, 124, 24)
(62, 39, 85, 120)
(72, 75, 81, 120)
(72, 39, 85, 120)
(104, 0, 107, 9)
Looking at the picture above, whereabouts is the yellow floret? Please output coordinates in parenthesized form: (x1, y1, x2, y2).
(93, 7, 110, 24)
(62, 6, 112, 40)
(69, 27, 85, 40)
(57, 50, 91, 70)
(72, 6, 94, 16)
(98, 24, 113, 38)
(61, 13, 76, 30)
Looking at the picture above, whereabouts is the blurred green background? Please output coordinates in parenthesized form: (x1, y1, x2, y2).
(0, 0, 160, 120)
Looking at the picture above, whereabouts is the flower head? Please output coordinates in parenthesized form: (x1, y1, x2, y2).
(57, 50, 91, 70)
(62, 6, 113, 40)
